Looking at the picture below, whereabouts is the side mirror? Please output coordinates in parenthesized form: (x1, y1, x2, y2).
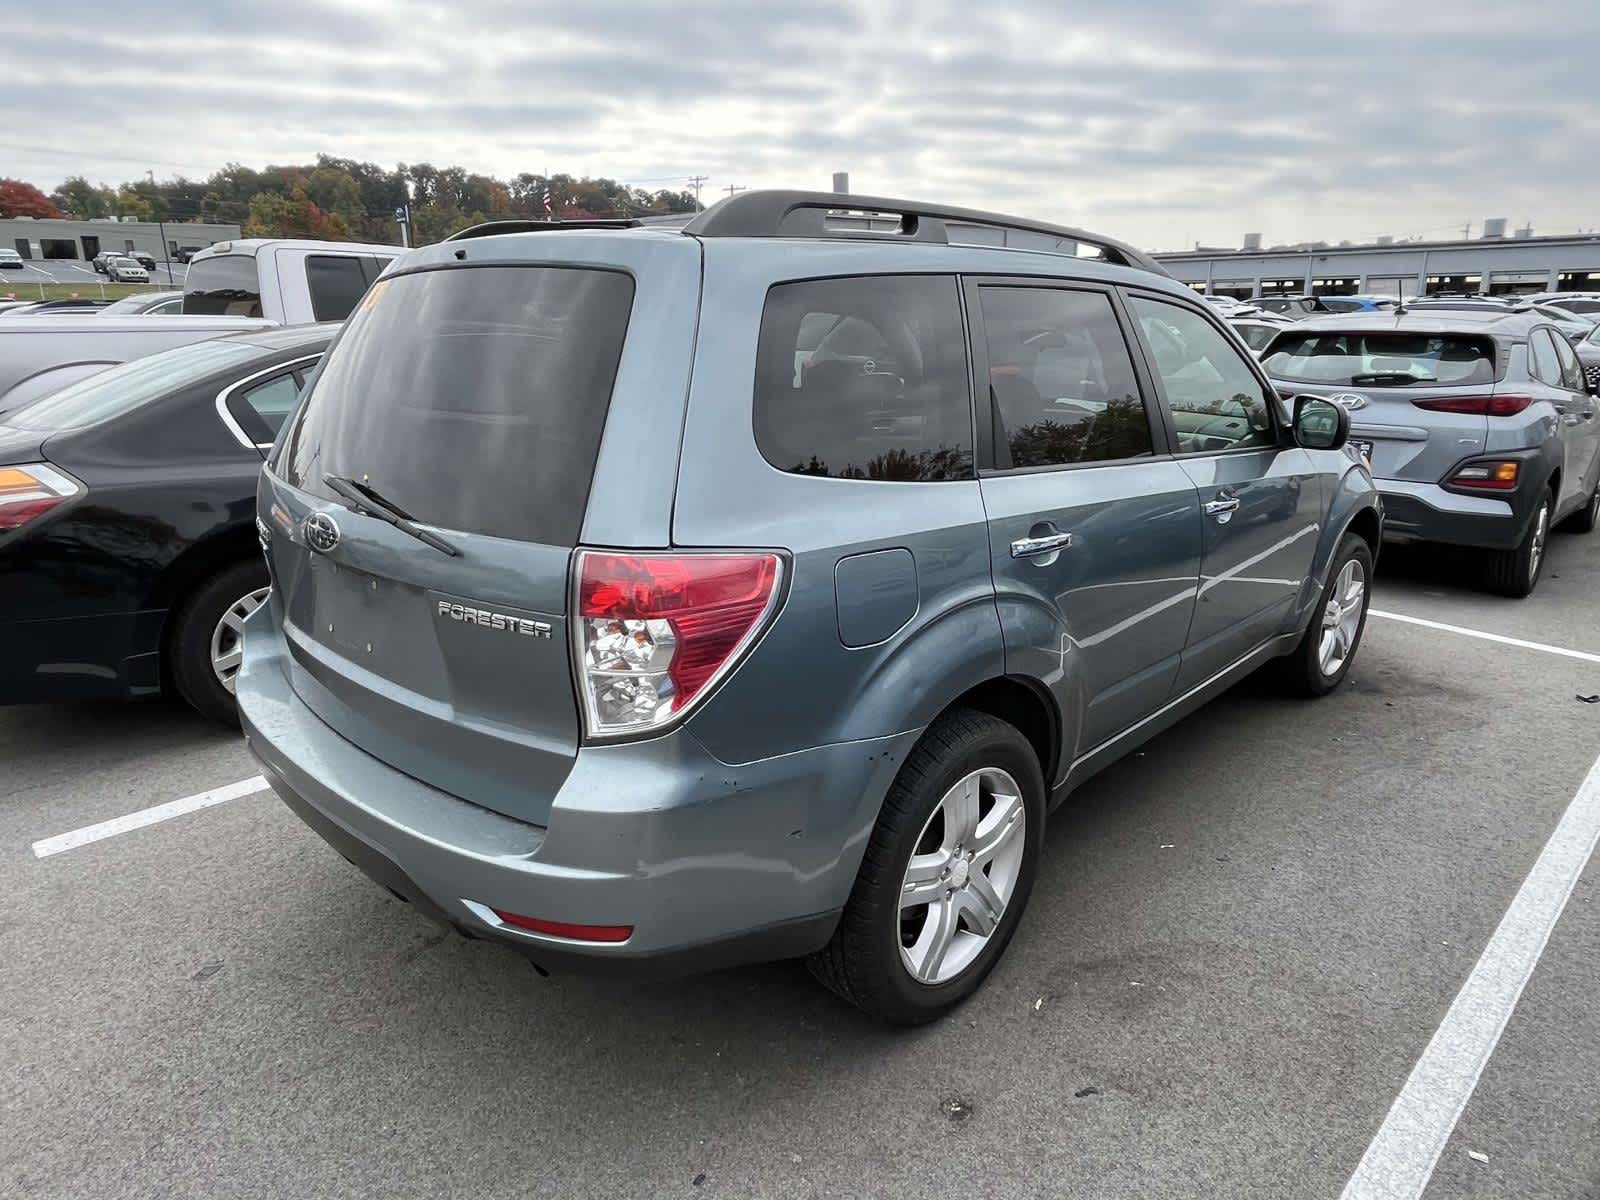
(1292, 395, 1350, 450)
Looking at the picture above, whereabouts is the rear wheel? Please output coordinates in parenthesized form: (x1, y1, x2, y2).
(167, 559, 270, 725)
(1485, 488, 1552, 597)
(808, 707, 1045, 1025)
(1282, 533, 1373, 697)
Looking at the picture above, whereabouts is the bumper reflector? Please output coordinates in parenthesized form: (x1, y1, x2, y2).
(490, 908, 633, 943)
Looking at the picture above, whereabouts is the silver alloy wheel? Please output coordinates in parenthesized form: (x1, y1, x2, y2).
(898, 767, 1027, 986)
(1528, 500, 1550, 583)
(210, 586, 270, 693)
(1317, 557, 1366, 677)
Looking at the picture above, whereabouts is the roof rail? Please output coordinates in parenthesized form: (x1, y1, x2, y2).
(445, 218, 641, 241)
(682, 189, 1168, 277)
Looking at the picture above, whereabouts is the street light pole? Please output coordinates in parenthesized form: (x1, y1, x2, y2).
(149, 170, 174, 286)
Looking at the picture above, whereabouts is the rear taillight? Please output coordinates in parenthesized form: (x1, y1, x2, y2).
(1450, 460, 1522, 490)
(0, 463, 82, 531)
(575, 550, 783, 737)
(1411, 394, 1532, 416)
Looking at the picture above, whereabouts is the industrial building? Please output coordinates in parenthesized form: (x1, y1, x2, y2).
(0, 216, 241, 266)
(1154, 222, 1600, 300)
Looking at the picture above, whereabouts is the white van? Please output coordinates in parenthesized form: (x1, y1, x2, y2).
(182, 239, 400, 324)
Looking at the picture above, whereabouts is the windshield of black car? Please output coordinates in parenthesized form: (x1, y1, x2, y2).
(1262, 331, 1495, 386)
(5, 340, 261, 430)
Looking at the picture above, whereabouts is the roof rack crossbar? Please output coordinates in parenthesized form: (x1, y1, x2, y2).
(682, 190, 1168, 277)
(445, 218, 641, 241)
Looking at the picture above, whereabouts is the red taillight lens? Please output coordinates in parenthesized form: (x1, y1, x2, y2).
(0, 463, 82, 531)
(491, 909, 633, 943)
(575, 551, 783, 737)
(1411, 394, 1532, 416)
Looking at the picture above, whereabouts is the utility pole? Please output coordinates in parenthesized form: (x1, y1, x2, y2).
(687, 175, 709, 208)
(149, 169, 174, 286)
(723, 184, 746, 199)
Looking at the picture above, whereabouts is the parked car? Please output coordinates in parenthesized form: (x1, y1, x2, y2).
(0, 325, 333, 720)
(1317, 295, 1398, 313)
(1572, 321, 1600, 392)
(0, 298, 114, 318)
(105, 257, 150, 284)
(0, 313, 273, 412)
(183, 238, 399, 323)
(1515, 303, 1596, 342)
(91, 251, 114, 275)
(1255, 294, 1331, 316)
(238, 189, 1381, 1024)
(126, 250, 159, 272)
(97, 290, 185, 316)
(1261, 308, 1600, 596)
(1231, 316, 1295, 354)
(0, 249, 24, 270)
(1523, 291, 1600, 315)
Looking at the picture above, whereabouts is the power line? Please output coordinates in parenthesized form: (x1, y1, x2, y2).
(687, 175, 709, 206)
(723, 184, 746, 198)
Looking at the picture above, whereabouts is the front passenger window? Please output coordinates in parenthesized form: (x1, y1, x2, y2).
(1129, 297, 1276, 453)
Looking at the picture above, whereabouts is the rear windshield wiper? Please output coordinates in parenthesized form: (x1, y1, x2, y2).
(1349, 371, 1435, 386)
(323, 474, 461, 557)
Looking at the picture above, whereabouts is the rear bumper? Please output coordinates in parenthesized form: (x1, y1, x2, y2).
(1376, 480, 1523, 550)
(0, 609, 165, 704)
(237, 607, 916, 975)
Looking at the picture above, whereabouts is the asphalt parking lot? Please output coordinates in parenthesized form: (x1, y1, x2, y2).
(4, 533, 1598, 1199)
(2, 258, 185, 289)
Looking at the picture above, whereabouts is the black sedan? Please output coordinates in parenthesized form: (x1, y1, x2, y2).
(0, 324, 333, 722)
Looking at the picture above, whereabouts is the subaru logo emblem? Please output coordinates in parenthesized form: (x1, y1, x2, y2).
(303, 511, 341, 554)
(1327, 392, 1368, 411)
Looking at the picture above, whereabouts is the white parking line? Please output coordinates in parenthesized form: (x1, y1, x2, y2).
(1341, 747, 1600, 1198)
(31, 776, 269, 858)
(1369, 609, 1600, 666)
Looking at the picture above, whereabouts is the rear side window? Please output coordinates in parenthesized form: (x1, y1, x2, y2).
(1262, 331, 1496, 386)
(1233, 323, 1279, 352)
(227, 368, 308, 445)
(754, 275, 972, 481)
(182, 255, 262, 316)
(306, 255, 371, 321)
(1551, 330, 1585, 390)
(285, 266, 634, 545)
(975, 286, 1152, 468)
(1529, 330, 1562, 386)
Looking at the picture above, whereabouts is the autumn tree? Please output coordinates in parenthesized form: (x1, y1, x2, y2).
(0, 179, 64, 219)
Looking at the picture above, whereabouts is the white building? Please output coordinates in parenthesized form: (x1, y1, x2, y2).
(0, 216, 242, 266)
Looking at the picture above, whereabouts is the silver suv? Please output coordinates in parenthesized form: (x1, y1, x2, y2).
(1261, 309, 1600, 595)
(238, 191, 1382, 1023)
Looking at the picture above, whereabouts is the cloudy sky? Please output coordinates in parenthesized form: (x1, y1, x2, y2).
(4, 0, 1598, 250)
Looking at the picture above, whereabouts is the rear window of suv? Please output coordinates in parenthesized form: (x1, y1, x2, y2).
(753, 275, 972, 481)
(283, 265, 634, 545)
(182, 254, 262, 317)
(1262, 331, 1496, 386)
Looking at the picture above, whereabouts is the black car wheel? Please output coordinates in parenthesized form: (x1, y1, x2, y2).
(1485, 488, 1553, 598)
(167, 559, 270, 725)
(808, 707, 1045, 1025)
(1281, 532, 1373, 697)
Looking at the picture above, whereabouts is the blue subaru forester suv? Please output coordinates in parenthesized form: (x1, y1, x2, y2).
(238, 191, 1381, 1023)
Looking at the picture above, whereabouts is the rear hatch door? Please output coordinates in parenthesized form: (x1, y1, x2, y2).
(1263, 326, 1498, 480)
(261, 239, 698, 826)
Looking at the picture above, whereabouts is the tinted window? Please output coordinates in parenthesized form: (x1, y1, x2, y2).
(1130, 298, 1275, 452)
(183, 255, 262, 316)
(1530, 330, 1561, 386)
(7, 340, 261, 430)
(1233, 323, 1280, 352)
(306, 255, 371, 321)
(230, 370, 305, 443)
(754, 276, 971, 481)
(976, 286, 1152, 468)
(1550, 330, 1585, 390)
(286, 266, 634, 545)
(1262, 331, 1496, 386)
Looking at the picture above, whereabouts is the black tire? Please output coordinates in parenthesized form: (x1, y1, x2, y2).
(167, 558, 269, 725)
(1484, 487, 1553, 598)
(1281, 532, 1374, 697)
(1561, 479, 1600, 534)
(808, 707, 1046, 1025)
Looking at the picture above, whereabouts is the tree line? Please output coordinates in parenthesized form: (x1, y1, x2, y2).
(0, 155, 700, 245)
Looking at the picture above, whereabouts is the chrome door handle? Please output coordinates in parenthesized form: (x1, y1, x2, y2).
(1010, 532, 1074, 558)
(1203, 498, 1241, 516)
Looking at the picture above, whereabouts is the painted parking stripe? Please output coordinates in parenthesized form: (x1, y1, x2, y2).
(1369, 609, 1600, 666)
(31, 775, 269, 859)
(1341, 748, 1600, 1198)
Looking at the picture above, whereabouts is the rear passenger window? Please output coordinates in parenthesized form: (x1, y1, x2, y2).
(1550, 330, 1585, 391)
(306, 255, 371, 322)
(754, 276, 972, 481)
(227, 369, 306, 446)
(1530, 330, 1561, 386)
(1130, 297, 1276, 453)
(976, 286, 1153, 468)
